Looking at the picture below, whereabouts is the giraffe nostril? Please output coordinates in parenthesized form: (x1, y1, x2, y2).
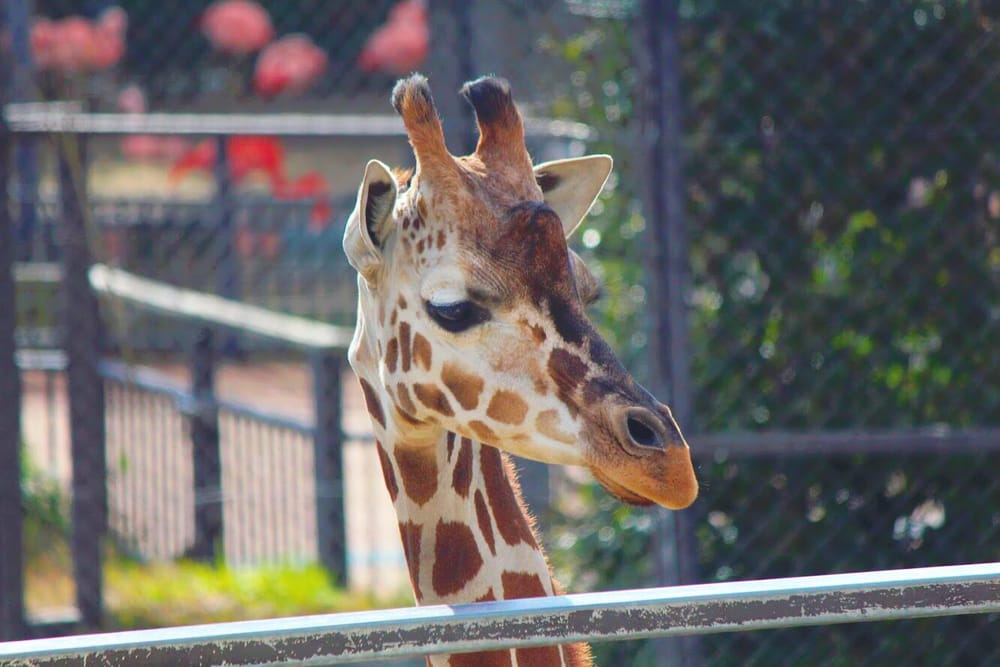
(625, 412, 664, 450)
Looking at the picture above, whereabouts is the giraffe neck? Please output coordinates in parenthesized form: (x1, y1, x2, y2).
(376, 429, 554, 605)
(373, 428, 590, 666)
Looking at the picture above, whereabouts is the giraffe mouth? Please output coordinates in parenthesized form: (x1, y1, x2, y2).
(589, 468, 655, 506)
(586, 420, 699, 509)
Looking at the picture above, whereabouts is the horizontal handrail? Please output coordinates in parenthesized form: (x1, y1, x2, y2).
(691, 426, 1000, 457)
(88, 264, 355, 351)
(2, 563, 998, 664)
(2, 103, 595, 141)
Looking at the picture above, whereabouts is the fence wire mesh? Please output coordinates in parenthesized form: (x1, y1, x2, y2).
(4, 0, 999, 663)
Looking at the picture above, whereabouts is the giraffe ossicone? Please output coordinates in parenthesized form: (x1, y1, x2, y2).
(343, 73, 697, 665)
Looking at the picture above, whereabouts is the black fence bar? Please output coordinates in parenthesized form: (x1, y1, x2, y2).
(56, 133, 107, 630)
(188, 327, 222, 562)
(0, 53, 25, 642)
(638, 2, 701, 665)
(427, 0, 476, 154)
(213, 135, 239, 305)
(311, 350, 347, 585)
(2, 0, 38, 262)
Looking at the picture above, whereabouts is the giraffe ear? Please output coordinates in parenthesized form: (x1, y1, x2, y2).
(343, 159, 398, 282)
(534, 154, 613, 238)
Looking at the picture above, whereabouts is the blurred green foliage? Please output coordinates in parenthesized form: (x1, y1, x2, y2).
(21, 450, 405, 628)
(541, 2, 999, 664)
(105, 560, 406, 630)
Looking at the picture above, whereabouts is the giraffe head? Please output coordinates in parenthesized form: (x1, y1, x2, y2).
(344, 74, 697, 509)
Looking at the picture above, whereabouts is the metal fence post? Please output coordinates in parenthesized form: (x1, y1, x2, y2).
(427, 0, 476, 154)
(2, 0, 39, 261)
(189, 327, 222, 562)
(57, 131, 107, 630)
(213, 135, 239, 301)
(0, 55, 26, 642)
(638, 1, 702, 665)
(311, 350, 346, 585)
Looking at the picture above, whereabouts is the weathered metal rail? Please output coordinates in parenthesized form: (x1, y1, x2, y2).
(1, 563, 998, 665)
(2, 102, 594, 141)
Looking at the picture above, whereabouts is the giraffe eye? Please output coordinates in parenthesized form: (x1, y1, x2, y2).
(425, 300, 491, 333)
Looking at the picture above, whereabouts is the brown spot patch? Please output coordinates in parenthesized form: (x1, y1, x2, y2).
(515, 646, 563, 666)
(414, 383, 455, 417)
(449, 651, 512, 667)
(397, 294, 408, 310)
(396, 383, 417, 417)
(395, 447, 438, 506)
(384, 338, 399, 373)
(469, 420, 497, 442)
(476, 587, 496, 602)
(521, 318, 547, 344)
(398, 522, 422, 598)
(501, 571, 548, 599)
(416, 238, 425, 253)
(359, 379, 385, 428)
(582, 377, 615, 404)
(486, 390, 529, 425)
(446, 431, 457, 461)
(441, 362, 484, 411)
(536, 409, 575, 444)
(452, 438, 473, 498)
(437, 229, 447, 249)
(474, 489, 496, 555)
(375, 441, 398, 502)
(399, 322, 412, 372)
(548, 348, 588, 414)
(411, 333, 432, 370)
(480, 446, 537, 548)
(432, 521, 483, 596)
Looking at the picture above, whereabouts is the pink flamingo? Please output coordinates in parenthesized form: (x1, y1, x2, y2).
(31, 6, 127, 73)
(200, 0, 273, 55)
(253, 34, 328, 97)
(358, 0, 428, 75)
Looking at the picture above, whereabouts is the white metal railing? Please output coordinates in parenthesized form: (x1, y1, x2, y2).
(2, 101, 595, 141)
(88, 264, 355, 350)
(2, 563, 998, 665)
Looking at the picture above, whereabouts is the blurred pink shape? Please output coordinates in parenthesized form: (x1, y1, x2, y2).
(201, 0, 273, 55)
(358, 0, 428, 75)
(274, 170, 332, 229)
(116, 85, 192, 163)
(120, 135, 192, 163)
(253, 34, 328, 97)
(116, 83, 147, 113)
(31, 7, 127, 73)
(169, 136, 286, 188)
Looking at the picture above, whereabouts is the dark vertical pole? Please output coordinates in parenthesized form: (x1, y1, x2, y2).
(2, 0, 40, 261)
(189, 327, 222, 561)
(427, 0, 476, 154)
(213, 136, 240, 354)
(638, 1, 701, 665)
(312, 350, 346, 584)
(0, 49, 26, 641)
(57, 132, 106, 630)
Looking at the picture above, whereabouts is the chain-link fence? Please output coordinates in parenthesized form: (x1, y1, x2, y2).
(3, 0, 998, 663)
(537, 2, 1000, 665)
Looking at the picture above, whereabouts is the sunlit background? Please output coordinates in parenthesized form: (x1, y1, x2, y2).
(3, 1, 998, 665)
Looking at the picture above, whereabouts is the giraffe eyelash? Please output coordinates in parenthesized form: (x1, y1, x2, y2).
(425, 300, 492, 333)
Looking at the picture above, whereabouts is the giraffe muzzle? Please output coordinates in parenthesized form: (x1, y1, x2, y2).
(590, 403, 698, 509)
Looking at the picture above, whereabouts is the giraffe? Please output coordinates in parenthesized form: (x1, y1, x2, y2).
(342, 73, 698, 666)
